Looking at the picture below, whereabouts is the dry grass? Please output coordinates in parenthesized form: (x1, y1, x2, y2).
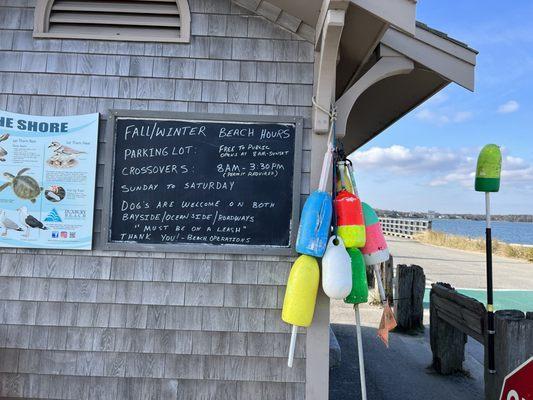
(414, 230, 533, 262)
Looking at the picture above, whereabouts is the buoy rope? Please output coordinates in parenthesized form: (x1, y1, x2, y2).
(312, 96, 337, 120)
(346, 160, 359, 197)
(317, 100, 338, 192)
(331, 119, 338, 238)
(312, 97, 341, 239)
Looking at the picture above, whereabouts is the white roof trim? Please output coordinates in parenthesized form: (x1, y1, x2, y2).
(350, 0, 416, 35)
(382, 25, 477, 91)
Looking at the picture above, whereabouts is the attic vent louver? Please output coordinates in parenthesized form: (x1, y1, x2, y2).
(33, 0, 191, 43)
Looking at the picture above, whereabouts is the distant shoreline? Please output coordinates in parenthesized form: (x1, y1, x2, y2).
(377, 209, 533, 223)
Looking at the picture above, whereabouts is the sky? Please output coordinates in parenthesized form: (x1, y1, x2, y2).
(349, 1, 533, 215)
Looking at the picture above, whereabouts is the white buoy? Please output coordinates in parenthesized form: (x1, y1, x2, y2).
(322, 236, 353, 299)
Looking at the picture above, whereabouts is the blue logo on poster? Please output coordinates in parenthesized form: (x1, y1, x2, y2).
(51, 231, 59, 238)
(44, 208, 62, 222)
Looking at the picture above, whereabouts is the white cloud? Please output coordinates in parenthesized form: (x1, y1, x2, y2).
(452, 111, 473, 123)
(414, 90, 473, 125)
(350, 145, 533, 190)
(415, 109, 449, 125)
(430, 153, 533, 188)
(414, 108, 472, 126)
(497, 100, 519, 114)
(423, 91, 449, 106)
(505, 155, 529, 170)
(350, 145, 462, 174)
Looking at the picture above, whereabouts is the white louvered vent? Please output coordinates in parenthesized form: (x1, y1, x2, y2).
(34, 0, 191, 43)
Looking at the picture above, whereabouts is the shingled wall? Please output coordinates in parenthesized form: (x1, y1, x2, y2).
(0, 0, 314, 398)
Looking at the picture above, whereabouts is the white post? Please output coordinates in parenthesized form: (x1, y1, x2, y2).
(308, 7, 346, 400)
(354, 305, 367, 400)
(485, 192, 491, 228)
(288, 325, 298, 368)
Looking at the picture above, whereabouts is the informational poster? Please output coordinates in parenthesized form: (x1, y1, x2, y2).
(0, 110, 98, 250)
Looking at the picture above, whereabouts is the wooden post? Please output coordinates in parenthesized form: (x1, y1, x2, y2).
(366, 256, 393, 303)
(366, 265, 375, 289)
(366, 256, 393, 301)
(430, 283, 467, 374)
(395, 264, 425, 332)
(381, 255, 394, 305)
(485, 310, 533, 400)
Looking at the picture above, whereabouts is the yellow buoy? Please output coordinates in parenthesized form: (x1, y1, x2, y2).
(282, 254, 319, 367)
(282, 255, 319, 327)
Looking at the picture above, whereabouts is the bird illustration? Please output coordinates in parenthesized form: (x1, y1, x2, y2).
(48, 141, 86, 157)
(18, 206, 48, 238)
(0, 134, 9, 162)
(0, 210, 23, 236)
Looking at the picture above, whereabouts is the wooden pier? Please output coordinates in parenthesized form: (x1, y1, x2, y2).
(380, 217, 432, 238)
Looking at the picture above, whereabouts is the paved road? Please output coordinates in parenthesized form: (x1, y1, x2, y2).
(329, 237, 533, 400)
(330, 302, 484, 400)
(387, 236, 533, 290)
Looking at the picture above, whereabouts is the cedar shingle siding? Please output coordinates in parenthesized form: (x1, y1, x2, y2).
(0, 0, 313, 398)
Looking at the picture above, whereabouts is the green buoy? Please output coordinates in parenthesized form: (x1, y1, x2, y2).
(475, 144, 502, 192)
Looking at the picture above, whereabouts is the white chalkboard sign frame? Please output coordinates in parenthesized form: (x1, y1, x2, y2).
(101, 109, 303, 255)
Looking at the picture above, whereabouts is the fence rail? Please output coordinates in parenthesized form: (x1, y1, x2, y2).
(430, 282, 486, 375)
(379, 217, 432, 238)
(430, 282, 533, 400)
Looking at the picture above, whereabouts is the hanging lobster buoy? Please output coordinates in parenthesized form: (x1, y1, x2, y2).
(344, 247, 369, 400)
(361, 202, 396, 346)
(360, 202, 389, 265)
(295, 121, 335, 257)
(296, 191, 332, 257)
(322, 236, 353, 299)
(344, 248, 369, 305)
(334, 189, 366, 249)
(336, 161, 354, 194)
(282, 255, 320, 368)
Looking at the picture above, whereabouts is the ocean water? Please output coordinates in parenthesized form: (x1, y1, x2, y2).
(432, 219, 533, 245)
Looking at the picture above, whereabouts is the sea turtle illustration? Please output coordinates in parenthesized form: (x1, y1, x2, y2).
(0, 168, 42, 203)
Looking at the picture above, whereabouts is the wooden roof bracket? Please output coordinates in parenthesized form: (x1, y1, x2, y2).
(335, 45, 414, 137)
(313, 3, 347, 134)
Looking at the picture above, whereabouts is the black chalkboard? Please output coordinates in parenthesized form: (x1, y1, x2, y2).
(102, 111, 302, 254)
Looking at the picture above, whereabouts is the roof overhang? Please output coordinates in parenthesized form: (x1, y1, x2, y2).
(231, 0, 477, 155)
(349, 0, 416, 36)
(337, 23, 477, 153)
(314, 0, 417, 132)
(382, 23, 476, 91)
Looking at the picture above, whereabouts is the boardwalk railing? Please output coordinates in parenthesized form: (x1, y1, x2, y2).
(379, 217, 432, 238)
